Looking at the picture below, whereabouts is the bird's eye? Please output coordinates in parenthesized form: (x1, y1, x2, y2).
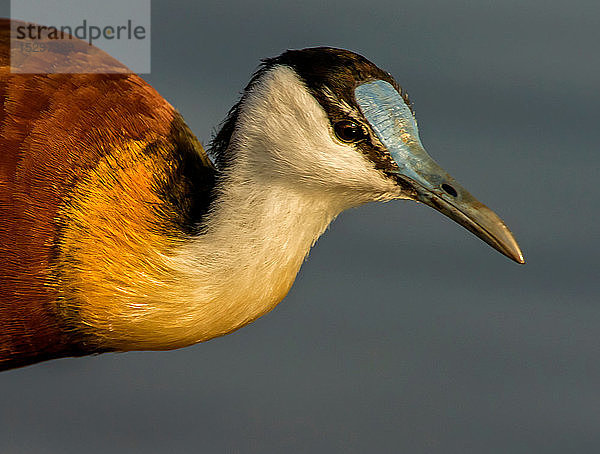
(334, 120, 367, 143)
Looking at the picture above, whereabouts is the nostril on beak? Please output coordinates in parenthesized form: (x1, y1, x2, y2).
(442, 183, 458, 197)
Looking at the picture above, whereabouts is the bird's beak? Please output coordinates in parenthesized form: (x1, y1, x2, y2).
(355, 80, 524, 264)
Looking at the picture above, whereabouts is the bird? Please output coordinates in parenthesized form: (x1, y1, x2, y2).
(0, 19, 523, 371)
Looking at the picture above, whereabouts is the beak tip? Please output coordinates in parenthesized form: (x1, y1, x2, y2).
(516, 251, 526, 265)
(505, 243, 525, 265)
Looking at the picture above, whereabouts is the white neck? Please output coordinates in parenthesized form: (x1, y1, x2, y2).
(103, 65, 401, 350)
(165, 169, 343, 346)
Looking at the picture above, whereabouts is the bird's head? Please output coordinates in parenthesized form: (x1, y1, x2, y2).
(211, 47, 523, 263)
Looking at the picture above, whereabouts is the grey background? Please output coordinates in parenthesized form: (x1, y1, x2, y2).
(1, 0, 598, 452)
(10, 0, 151, 73)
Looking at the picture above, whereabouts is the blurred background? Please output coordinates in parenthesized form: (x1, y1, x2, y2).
(1, 0, 598, 452)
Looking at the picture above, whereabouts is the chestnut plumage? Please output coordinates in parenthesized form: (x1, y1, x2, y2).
(0, 20, 215, 369)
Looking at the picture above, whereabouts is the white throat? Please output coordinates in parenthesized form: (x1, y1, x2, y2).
(169, 178, 341, 346)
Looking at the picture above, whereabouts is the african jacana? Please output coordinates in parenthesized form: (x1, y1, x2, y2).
(0, 19, 523, 371)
